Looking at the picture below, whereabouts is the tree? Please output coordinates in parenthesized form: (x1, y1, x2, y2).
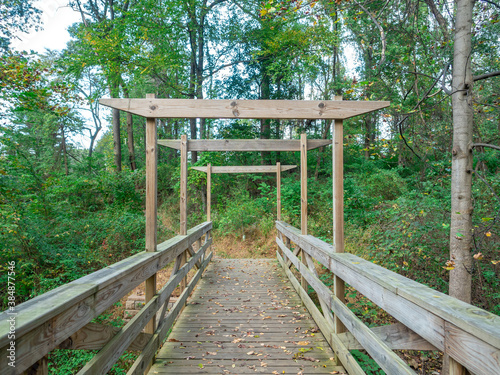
(449, 0, 474, 304)
(0, 0, 41, 50)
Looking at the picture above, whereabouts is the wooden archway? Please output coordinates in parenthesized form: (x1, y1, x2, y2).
(100, 96, 390, 344)
(191, 163, 297, 221)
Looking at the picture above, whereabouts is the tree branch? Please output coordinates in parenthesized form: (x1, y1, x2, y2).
(472, 143, 500, 151)
(354, 0, 386, 67)
(479, 0, 500, 9)
(473, 71, 500, 82)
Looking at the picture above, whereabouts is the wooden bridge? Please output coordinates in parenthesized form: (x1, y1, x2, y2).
(1, 99, 500, 375)
(1, 221, 499, 375)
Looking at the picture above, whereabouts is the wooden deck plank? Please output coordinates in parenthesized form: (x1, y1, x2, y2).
(148, 259, 346, 375)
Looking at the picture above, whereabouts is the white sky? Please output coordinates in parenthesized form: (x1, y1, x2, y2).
(11, 0, 81, 53)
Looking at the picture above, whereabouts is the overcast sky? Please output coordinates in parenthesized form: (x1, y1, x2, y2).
(11, 0, 81, 53)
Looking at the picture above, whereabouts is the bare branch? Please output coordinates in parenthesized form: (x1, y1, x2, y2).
(422, 0, 450, 40)
(354, 1, 386, 67)
(472, 143, 500, 151)
(473, 71, 500, 82)
(479, 0, 500, 9)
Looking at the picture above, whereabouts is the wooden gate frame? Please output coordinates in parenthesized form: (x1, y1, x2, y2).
(100, 96, 390, 345)
(191, 163, 297, 221)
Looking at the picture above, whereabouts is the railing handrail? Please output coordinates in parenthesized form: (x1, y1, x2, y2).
(0, 221, 212, 374)
(276, 220, 500, 375)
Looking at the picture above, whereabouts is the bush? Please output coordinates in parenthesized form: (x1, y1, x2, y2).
(364, 169, 407, 201)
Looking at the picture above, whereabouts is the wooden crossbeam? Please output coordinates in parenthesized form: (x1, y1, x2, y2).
(99, 98, 390, 119)
(191, 165, 296, 173)
(158, 139, 331, 151)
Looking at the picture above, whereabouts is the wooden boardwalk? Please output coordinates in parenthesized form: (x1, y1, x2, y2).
(149, 258, 345, 374)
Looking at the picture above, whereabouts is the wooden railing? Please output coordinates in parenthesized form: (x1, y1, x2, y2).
(276, 221, 500, 375)
(0, 221, 212, 375)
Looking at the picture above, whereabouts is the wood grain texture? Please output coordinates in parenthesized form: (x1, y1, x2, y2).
(277, 253, 365, 375)
(128, 254, 212, 375)
(77, 239, 212, 375)
(159, 139, 331, 151)
(277, 237, 417, 375)
(337, 323, 438, 351)
(99, 98, 390, 120)
(147, 258, 345, 375)
(180, 134, 187, 235)
(190, 165, 297, 173)
(145, 94, 158, 356)
(57, 323, 152, 351)
(275, 221, 500, 374)
(333, 119, 346, 337)
(301, 134, 307, 236)
(206, 164, 211, 222)
(277, 162, 281, 221)
(145, 94, 157, 252)
(0, 222, 212, 374)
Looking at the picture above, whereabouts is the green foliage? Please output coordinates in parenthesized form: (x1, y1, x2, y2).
(364, 169, 407, 201)
(48, 349, 137, 374)
(351, 350, 385, 374)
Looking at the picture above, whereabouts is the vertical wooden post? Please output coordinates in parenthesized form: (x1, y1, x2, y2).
(276, 162, 281, 221)
(449, 358, 467, 375)
(180, 134, 188, 291)
(300, 134, 307, 235)
(300, 134, 308, 291)
(207, 163, 211, 222)
(144, 93, 157, 372)
(333, 118, 346, 336)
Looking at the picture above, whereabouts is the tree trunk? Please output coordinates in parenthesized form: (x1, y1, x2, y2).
(61, 126, 69, 176)
(260, 73, 271, 164)
(127, 113, 136, 170)
(445, 6, 474, 373)
(449, 0, 474, 304)
(112, 108, 122, 172)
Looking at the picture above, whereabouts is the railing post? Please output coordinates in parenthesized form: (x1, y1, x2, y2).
(276, 162, 281, 221)
(180, 134, 188, 291)
(333, 114, 347, 339)
(207, 163, 211, 222)
(145, 93, 157, 373)
(300, 134, 308, 291)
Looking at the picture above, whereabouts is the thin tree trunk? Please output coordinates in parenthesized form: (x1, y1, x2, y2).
(61, 126, 69, 176)
(260, 73, 271, 164)
(127, 113, 136, 170)
(445, 5, 474, 373)
(113, 108, 122, 172)
(449, 0, 474, 304)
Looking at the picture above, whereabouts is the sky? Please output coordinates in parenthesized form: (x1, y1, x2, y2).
(11, 0, 81, 53)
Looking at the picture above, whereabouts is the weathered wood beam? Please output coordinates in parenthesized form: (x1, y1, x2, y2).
(99, 99, 390, 120)
(277, 237, 417, 375)
(144, 93, 157, 353)
(337, 323, 438, 351)
(276, 252, 365, 375)
(158, 139, 331, 151)
(57, 323, 152, 351)
(275, 221, 500, 375)
(276, 162, 281, 221)
(76, 238, 212, 375)
(190, 165, 297, 173)
(0, 222, 212, 374)
(206, 164, 211, 222)
(333, 118, 346, 339)
(127, 253, 212, 375)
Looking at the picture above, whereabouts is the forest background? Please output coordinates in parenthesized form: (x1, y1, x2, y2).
(0, 0, 499, 373)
